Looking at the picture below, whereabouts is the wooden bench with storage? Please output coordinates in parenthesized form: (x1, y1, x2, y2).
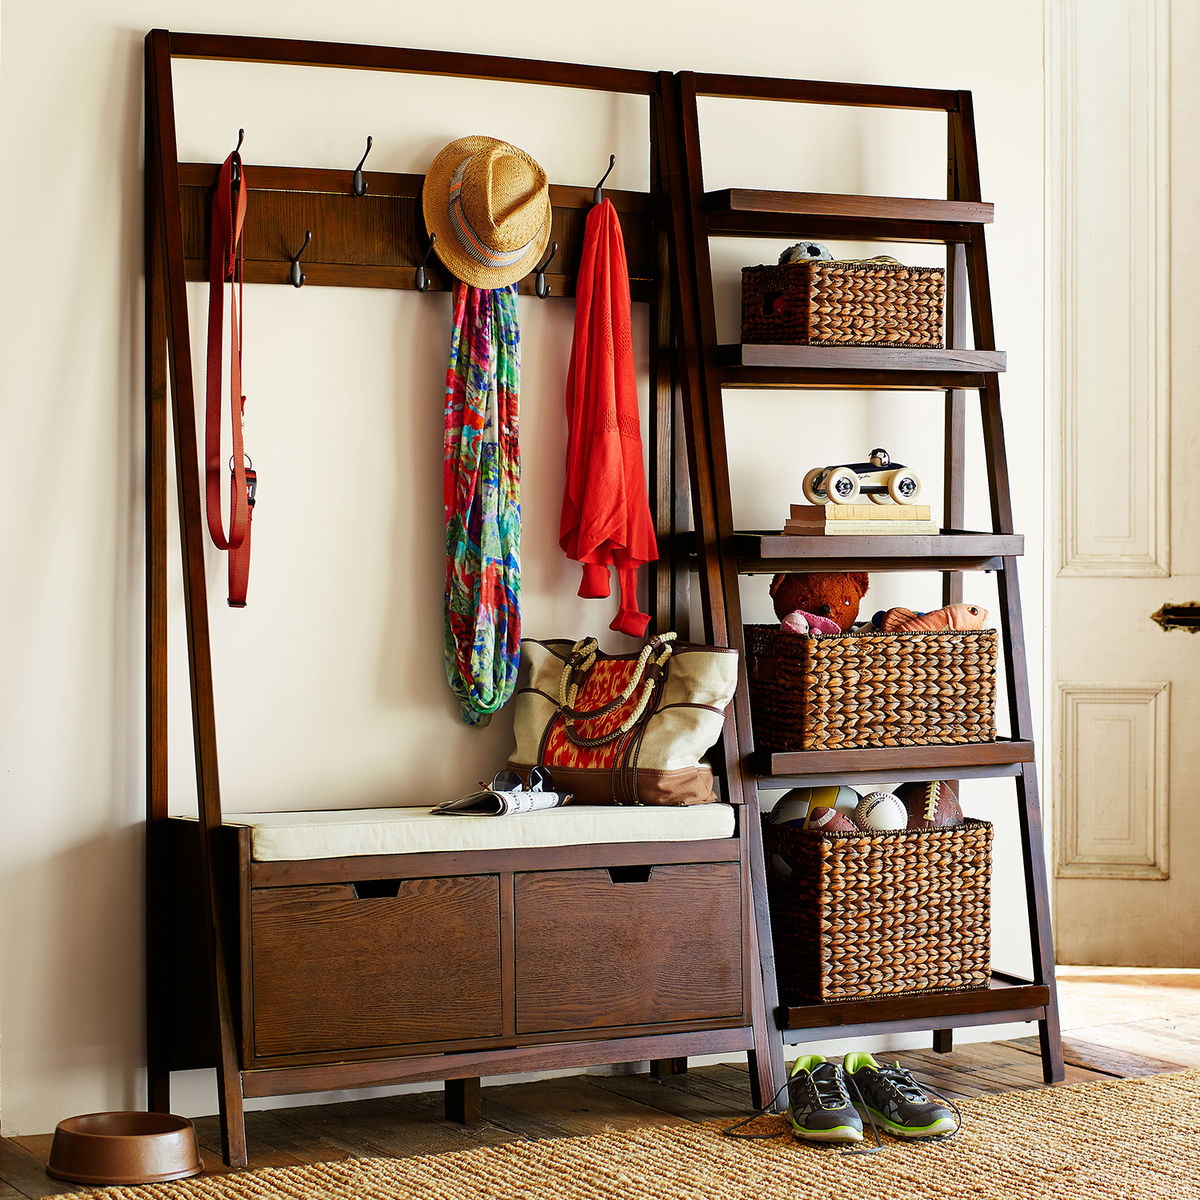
(153, 805, 764, 1160)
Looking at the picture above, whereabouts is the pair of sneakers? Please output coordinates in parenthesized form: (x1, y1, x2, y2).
(788, 1052, 958, 1144)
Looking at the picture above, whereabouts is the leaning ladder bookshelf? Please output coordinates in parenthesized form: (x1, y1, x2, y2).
(655, 69, 1064, 1082)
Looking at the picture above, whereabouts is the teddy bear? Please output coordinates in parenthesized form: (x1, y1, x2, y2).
(769, 571, 870, 633)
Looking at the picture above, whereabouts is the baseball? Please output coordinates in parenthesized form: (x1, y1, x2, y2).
(853, 790, 907, 831)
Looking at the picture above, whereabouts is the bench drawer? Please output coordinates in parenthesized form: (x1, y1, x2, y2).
(250, 876, 502, 1057)
(514, 863, 743, 1035)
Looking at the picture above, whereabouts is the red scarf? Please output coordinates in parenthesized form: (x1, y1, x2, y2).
(559, 199, 658, 638)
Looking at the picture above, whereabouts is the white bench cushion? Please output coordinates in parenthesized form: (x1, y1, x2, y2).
(223, 804, 736, 862)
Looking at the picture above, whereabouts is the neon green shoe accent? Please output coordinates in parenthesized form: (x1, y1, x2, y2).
(791, 1122, 864, 1144)
(862, 1106, 957, 1138)
(842, 1050, 880, 1074)
(790, 1054, 827, 1077)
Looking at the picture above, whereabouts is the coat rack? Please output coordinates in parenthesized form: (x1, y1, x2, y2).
(175, 157, 655, 297)
(144, 29, 775, 1171)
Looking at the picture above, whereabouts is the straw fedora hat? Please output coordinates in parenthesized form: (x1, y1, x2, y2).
(422, 135, 552, 289)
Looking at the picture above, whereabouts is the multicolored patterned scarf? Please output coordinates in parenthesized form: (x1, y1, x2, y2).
(442, 282, 522, 726)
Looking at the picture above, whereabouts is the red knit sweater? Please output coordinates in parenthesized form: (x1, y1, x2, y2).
(559, 199, 659, 638)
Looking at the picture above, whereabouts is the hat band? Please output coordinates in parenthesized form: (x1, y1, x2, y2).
(447, 160, 544, 272)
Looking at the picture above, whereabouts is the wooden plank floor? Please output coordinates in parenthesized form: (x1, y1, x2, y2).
(4, 968, 1197, 1198)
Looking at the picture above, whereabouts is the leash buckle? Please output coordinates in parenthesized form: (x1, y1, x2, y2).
(229, 454, 256, 509)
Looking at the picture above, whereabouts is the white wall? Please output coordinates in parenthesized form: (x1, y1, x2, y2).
(0, 0, 1046, 1135)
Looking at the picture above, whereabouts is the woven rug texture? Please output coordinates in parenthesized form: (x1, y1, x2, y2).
(55, 1068, 1200, 1200)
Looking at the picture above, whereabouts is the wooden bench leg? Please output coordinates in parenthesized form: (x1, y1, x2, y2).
(445, 1077, 481, 1124)
(933, 1029, 954, 1054)
(650, 1057, 688, 1080)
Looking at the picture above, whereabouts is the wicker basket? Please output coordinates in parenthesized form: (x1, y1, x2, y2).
(741, 259, 944, 347)
(745, 624, 997, 752)
(764, 818, 992, 1003)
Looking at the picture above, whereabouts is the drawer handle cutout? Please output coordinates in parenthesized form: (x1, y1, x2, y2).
(352, 880, 402, 899)
(606, 865, 655, 884)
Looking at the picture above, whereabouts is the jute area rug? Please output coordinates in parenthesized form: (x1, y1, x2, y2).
(58, 1068, 1200, 1200)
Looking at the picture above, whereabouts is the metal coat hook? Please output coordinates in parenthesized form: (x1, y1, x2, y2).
(533, 241, 559, 299)
(351, 135, 373, 196)
(414, 233, 437, 293)
(592, 154, 615, 205)
(230, 128, 245, 185)
(289, 230, 312, 288)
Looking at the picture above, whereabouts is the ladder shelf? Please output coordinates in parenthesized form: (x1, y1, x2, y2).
(658, 67, 1063, 1094)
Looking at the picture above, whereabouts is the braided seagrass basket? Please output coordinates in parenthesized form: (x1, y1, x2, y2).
(741, 259, 944, 347)
(764, 818, 992, 1003)
(745, 624, 997, 752)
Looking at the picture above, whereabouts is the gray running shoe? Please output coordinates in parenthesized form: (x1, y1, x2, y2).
(844, 1051, 958, 1138)
(788, 1055, 864, 1143)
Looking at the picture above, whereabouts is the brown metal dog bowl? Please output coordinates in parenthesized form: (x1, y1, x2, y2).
(47, 1111, 203, 1185)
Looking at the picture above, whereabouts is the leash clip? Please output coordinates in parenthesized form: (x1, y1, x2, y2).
(230, 454, 257, 509)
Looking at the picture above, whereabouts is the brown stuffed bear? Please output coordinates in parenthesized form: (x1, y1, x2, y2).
(769, 571, 869, 632)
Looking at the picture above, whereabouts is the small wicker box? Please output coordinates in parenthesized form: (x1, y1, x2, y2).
(740, 259, 944, 347)
(745, 625, 997, 752)
(764, 818, 993, 1003)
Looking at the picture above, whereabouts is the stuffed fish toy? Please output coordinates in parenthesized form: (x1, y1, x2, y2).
(873, 603, 988, 633)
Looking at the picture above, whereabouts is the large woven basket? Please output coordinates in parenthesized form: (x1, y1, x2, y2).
(745, 624, 997, 752)
(741, 259, 944, 347)
(764, 818, 992, 1003)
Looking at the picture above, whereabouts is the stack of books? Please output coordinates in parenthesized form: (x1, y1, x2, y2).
(783, 503, 939, 536)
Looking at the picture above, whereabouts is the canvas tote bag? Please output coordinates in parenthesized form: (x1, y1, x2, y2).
(508, 633, 738, 805)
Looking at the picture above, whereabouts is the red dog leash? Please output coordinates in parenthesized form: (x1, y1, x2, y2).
(205, 149, 255, 607)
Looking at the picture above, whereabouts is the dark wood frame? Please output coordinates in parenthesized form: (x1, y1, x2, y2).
(146, 33, 1064, 1169)
(143, 30, 782, 1169)
(655, 71, 1063, 1079)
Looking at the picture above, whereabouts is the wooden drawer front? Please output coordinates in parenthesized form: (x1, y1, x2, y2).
(251, 876, 502, 1057)
(514, 863, 743, 1035)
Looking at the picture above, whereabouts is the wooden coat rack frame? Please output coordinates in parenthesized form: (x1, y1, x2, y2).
(145, 28, 1062, 1171)
(144, 29, 779, 1169)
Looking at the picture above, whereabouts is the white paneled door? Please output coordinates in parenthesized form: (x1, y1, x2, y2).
(1049, 0, 1200, 966)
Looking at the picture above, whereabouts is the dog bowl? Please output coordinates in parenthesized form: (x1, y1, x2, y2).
(46, 1111, 203, 1185)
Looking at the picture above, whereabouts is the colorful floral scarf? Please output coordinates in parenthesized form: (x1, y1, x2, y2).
(442, 282, 522, 726)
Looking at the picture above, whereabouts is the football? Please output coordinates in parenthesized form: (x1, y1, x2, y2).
(896, 780, 963, 830)
(804, 806, 858, 834)
(769, 784, 858, 827)
(853, 790, 907, 831)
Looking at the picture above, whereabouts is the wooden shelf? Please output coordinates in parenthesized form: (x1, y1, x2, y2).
(735, 529, 1021, 573)
(704, 188, 992, 244)
(716, 344, 1005, 390)
(778, 975, 1050, 1034)
(754, 738, 1035, 788)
